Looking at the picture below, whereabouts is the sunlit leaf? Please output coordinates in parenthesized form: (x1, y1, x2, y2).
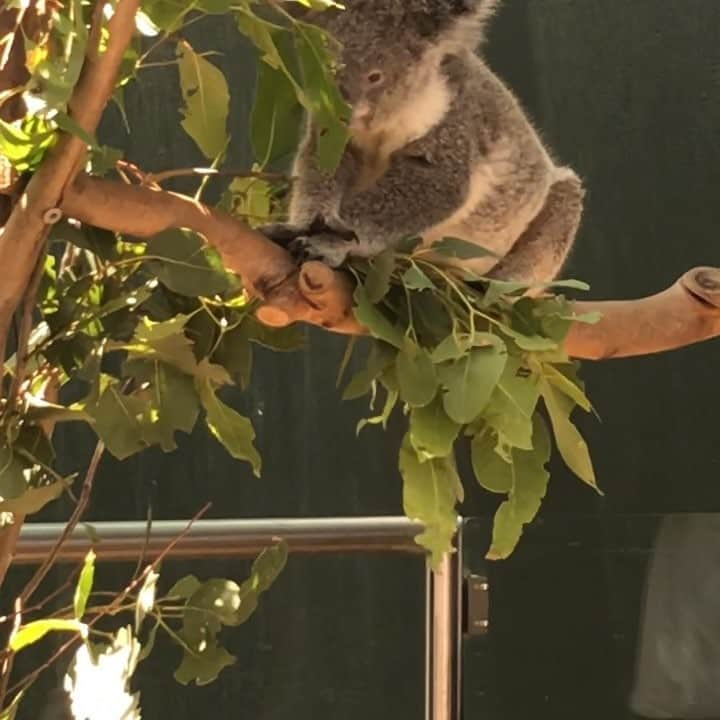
(11, 619, 86, 652)
(73, 550, 96, 619)
(177, 42, 230, 160)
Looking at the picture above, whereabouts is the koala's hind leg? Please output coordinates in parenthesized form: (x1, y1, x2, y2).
(487, 171, 585, 284)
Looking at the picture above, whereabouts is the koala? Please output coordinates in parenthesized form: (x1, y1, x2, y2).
(264, 0, 584, 285)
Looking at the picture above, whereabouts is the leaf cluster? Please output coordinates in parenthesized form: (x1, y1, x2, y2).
(343, 238, 602, 565)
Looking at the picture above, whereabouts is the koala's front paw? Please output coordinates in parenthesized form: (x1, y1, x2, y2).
(290, 233, 355, 268)
(258, 222, 308, 247)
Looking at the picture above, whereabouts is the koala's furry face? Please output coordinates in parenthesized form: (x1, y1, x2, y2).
(321, 0, 473, 134)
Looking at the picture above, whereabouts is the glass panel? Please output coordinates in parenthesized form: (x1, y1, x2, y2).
(462, 514, 720, 720)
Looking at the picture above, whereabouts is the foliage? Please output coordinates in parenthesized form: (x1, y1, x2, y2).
(345, 244, 600, 565)
(7, 543, 286, 713)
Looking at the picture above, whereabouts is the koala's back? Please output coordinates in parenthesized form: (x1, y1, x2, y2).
(420, 52, 561, 275)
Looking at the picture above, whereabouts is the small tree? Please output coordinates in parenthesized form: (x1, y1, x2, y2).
(1, 0, 720, 715)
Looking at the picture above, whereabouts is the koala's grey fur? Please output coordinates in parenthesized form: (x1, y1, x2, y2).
(275, 0, 584, 283)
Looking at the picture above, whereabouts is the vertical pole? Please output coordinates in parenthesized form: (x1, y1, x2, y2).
(426, 548, 461, 720)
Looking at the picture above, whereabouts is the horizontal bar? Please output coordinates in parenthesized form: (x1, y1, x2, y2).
(14, 516, 427, 564)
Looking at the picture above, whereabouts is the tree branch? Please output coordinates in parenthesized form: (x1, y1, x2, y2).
(60, 174, 720, 359)
(0, 0, 141, 367)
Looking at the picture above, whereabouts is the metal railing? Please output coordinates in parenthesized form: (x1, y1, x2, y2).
(16, 516, 461, 720)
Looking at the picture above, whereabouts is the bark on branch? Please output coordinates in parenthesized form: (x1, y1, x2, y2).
(61, 175, 720, 360)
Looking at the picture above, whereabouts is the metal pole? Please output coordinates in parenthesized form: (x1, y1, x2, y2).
(425, 520, 463, 720)
(14, 516, 426, 563)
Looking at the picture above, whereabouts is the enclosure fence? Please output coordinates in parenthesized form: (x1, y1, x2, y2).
(16, 516, 468, 720)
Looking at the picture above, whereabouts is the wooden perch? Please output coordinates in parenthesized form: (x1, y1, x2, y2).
(61, 175, 720, 360)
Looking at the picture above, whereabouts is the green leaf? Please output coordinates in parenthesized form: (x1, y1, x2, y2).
(440, 346, 507, 424)
(0, 480, 65, 516)
(53, 111, 98, 149)
(11, 619, 86, 652)
(470, 430, 512, 494)
(481, 279, 530, 308)
(430, 334, 471, 363)
(356, 386, 398, 433)
(483, 357, 540, 450)
(251, 54, 303, 164)
(352, 285, 404, 349)
(73, 550, 96, 619)
(342, 341, 396, 401)
(396, 341, 438, 408)
(147, 229, 232, 298)
(141, 0, 190, 28)
(223, 175, 272, 225)
(0, 690, 24, 720)
(409, 396, 461, 459)
(0, 116, 56, 172)
(212, 324, 253, 390)
(291, 21, 350, 170)
(401, 264, 434, 291)
(542, 363, 591, 413)
(0, 445, 29, 501)
(249, 540, 288, 593)
(399, 437, 461, 568)
(486, 417, 551, 560)
(430, 237, 497, 260)
(184, 579, 245, 629)
(540, 379, 599, 491)
(90, 384, 147, 460)
(364, 251, 395, 303)
(198, 381, 261, 476)
(174, 642, 236, 686)
(168, 575, 202, 600)
(177, 42, 230, 160)
(123, 359, 200, 451)
(135, 569, 159, 630)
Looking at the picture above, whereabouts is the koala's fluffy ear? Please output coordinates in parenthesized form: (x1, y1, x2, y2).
(435, 0, 500, 49)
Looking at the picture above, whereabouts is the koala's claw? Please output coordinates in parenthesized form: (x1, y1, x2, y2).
(289, 234, 354, 268)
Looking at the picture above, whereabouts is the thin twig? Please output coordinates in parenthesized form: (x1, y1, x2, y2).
(8, 245, 47, 409)
(0, 597, 21, 708)
(145, 167, 290, 186)
(20, 440, 105, 604)
(0, 566, 81, 626)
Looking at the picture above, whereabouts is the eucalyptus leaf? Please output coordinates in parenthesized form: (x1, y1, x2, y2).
(409, 397, 460, 458)
(396, 341, 437, 408)
(73, 550, 96, 619)
(11, 619, 86, 652)
(470, 430, 513, 494)
(399, 437, 461, 568)
(401, 264, 434, 291)
(177, 42, 230, 160)
(486, 417, 551, 559)
(352, 285, 404, 348)
(431, 237, 497, 260)
(198, 381, 261, 476)
(147, 229, 232, 298)
(364, 251, 396, 303)
(440, 346, 507, 424)
(541, 380, 599, 491)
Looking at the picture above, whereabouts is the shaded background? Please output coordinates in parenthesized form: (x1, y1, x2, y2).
(6, 0, 720, 717)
